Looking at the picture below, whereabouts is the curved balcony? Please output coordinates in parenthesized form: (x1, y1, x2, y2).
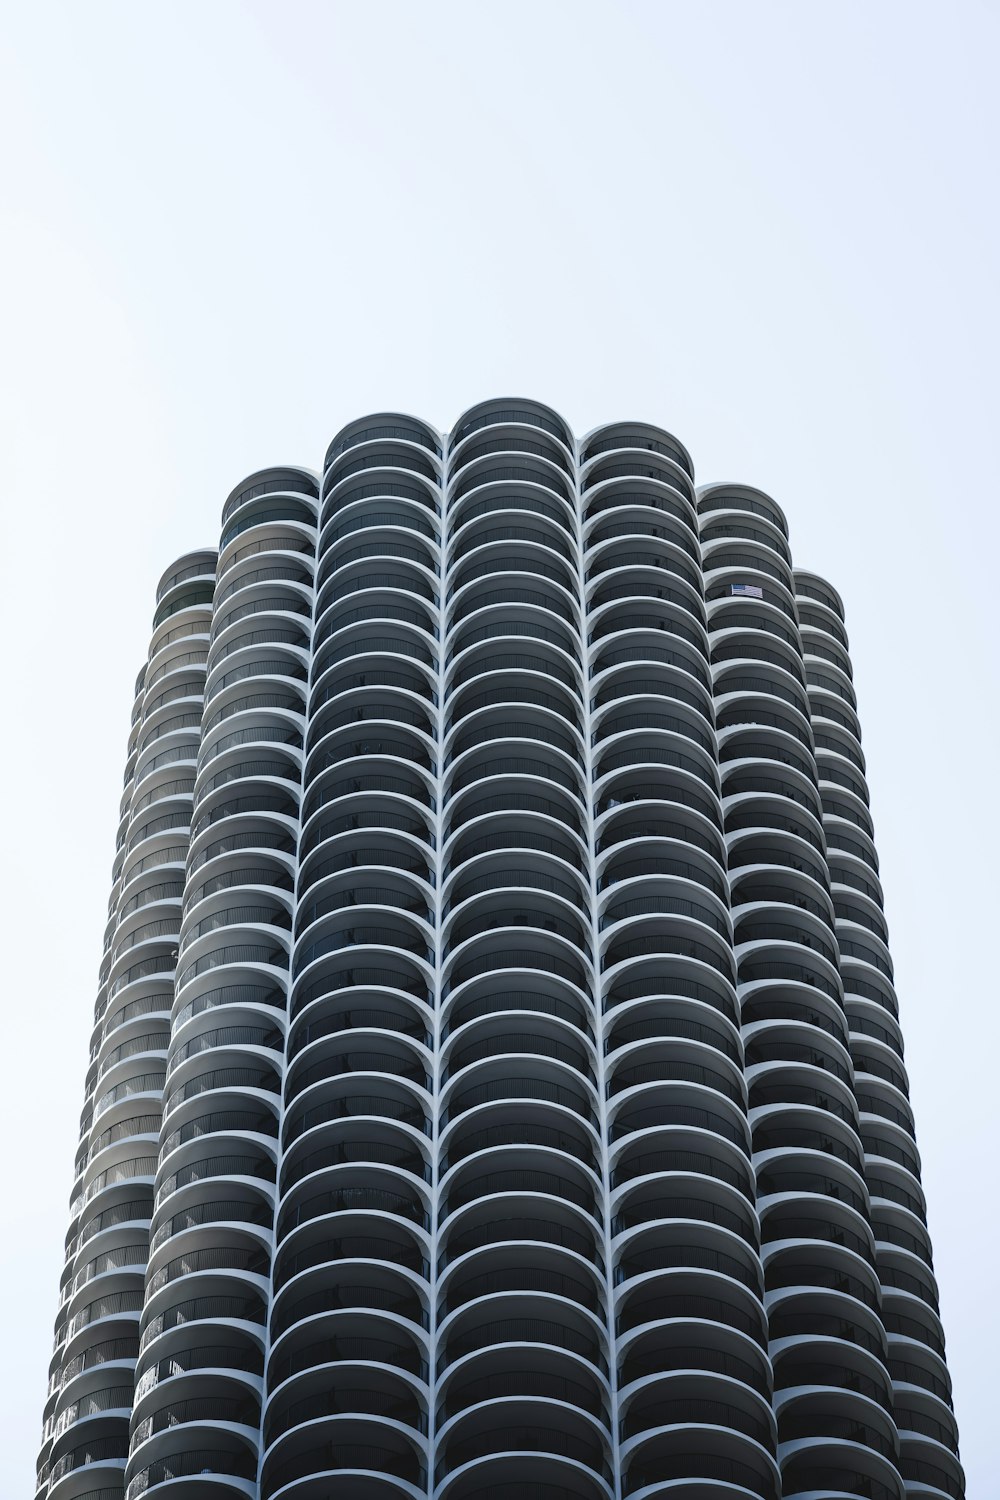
(447, 696, 582, 766)
(622, 1366, 773, 1443)
(279, 1109, 431, 1200)
(153, 549, 217, 606)
(128, 1376, 261, 1459)
(218, 487, 317, 558)
(436, 1397, 611, 1491)
(585, 526, 703, 609)
(767, 1263, 889, 1354)
(697, 482, 789, 539)
(48, 1389, 134, 1481)
(46, 1431, 130, 1500)
(622, 1422, 780, 1498)
(448, 478, 574, 561)
(275, 1166, 431, 1264)
(317, 525, 440, 599)
(792, 568, 845, 619)
(264, 1368, 428, 1477)
(445, 759, 585, 837)
(270, 1254, 428, 1355)
(321, 501, 439, 573)
(325, 412, 443, 470)
(446, 727, 583, 802)
(776, 1377, 897, 1455)
(439, 1283, 608, 1375)
(271, 1191, 432, 1293)
(196, 708, 302, 778)
(618, 1292, 772, 1411)
(448, 599, 579, 668)
(151, 576, 216, 633)
(778, 1441, 905, 1500)
(451, 398, 572, 452)
(218, 525, 313, 582)
(802, 627, 855, 690)
(450, 480, 575, 542)
(207, 625, 311, 690)
(266, 1314, 427, 1406)
(321, 452, 440, 522)
(311, 654, 436, 732)
(182, 849, 295, 928)
(269, 1188, 431, 1284)
(284, 1024, 431, 1111)
(324, 441, 441, 500)
(442, 934, 591, 1034)
(439, 1012, 599, 1124)
(711, 624, 807, 691)
(441, 1150, 601, 1249)
(296, 792, 434, 876)
(444, 874, 589, 956)
(582, 421, 693, 475)
(701, 508, 791, 565)
(590, 597, 709, 676)
(586, 556, 704, 627)
(316, 552, 437, 623)
(440, 1116, 599, 1206)
(583, 474, 699, 555)
(264, 1413, 429, 1498)
(449, 568, 579, 630)
(445, 861, 586, 939)
(437, 1200, 602, 1308)
(610, 1154, 759, 1257)
(448, 533, 578, 602)
(222, 469, 318, 529)
(304, 664, 434, 748)
(582, 449, 697, 514)
(209, 567, 306, 633)
(313, 593, 438, 663)
(306, 705, 433, 785)
(302, 747, 435, 820)
(615, 1183, 758, 1295)
(450, 419, 574, 476)
(445, 675, 582, 752)
(124, 1430, 258, 1498)
(898, 1438, 965, 1499)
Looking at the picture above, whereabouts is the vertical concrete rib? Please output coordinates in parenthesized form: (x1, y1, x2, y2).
(589, 437, 775, 1500)
(436, 401, 610, 1500)
(698, 484, 906, 1500)
(40, 552, 217, 1500)
(795, 569, 965, 1500)
(127, 474, 318, 1500)
(261, 418, 442, 1500)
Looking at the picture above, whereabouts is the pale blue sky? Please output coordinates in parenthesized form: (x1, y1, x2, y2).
(1, 1, 997, 1490)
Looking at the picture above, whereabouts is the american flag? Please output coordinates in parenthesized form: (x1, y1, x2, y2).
(730, 583, 764, 598)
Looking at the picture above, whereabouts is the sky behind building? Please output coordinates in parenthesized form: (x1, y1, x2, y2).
(0, 2, 997, 1491)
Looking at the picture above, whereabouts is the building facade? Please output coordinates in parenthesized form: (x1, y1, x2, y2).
(36, 400, 964, 1500)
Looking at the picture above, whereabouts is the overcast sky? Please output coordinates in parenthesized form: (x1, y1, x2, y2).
(1, 1, 997, 1490)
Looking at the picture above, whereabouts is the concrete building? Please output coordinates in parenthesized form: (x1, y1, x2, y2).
(37, 401, 964, 1500)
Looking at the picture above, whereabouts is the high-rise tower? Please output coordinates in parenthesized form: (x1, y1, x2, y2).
(36, 401, 964, 1500)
